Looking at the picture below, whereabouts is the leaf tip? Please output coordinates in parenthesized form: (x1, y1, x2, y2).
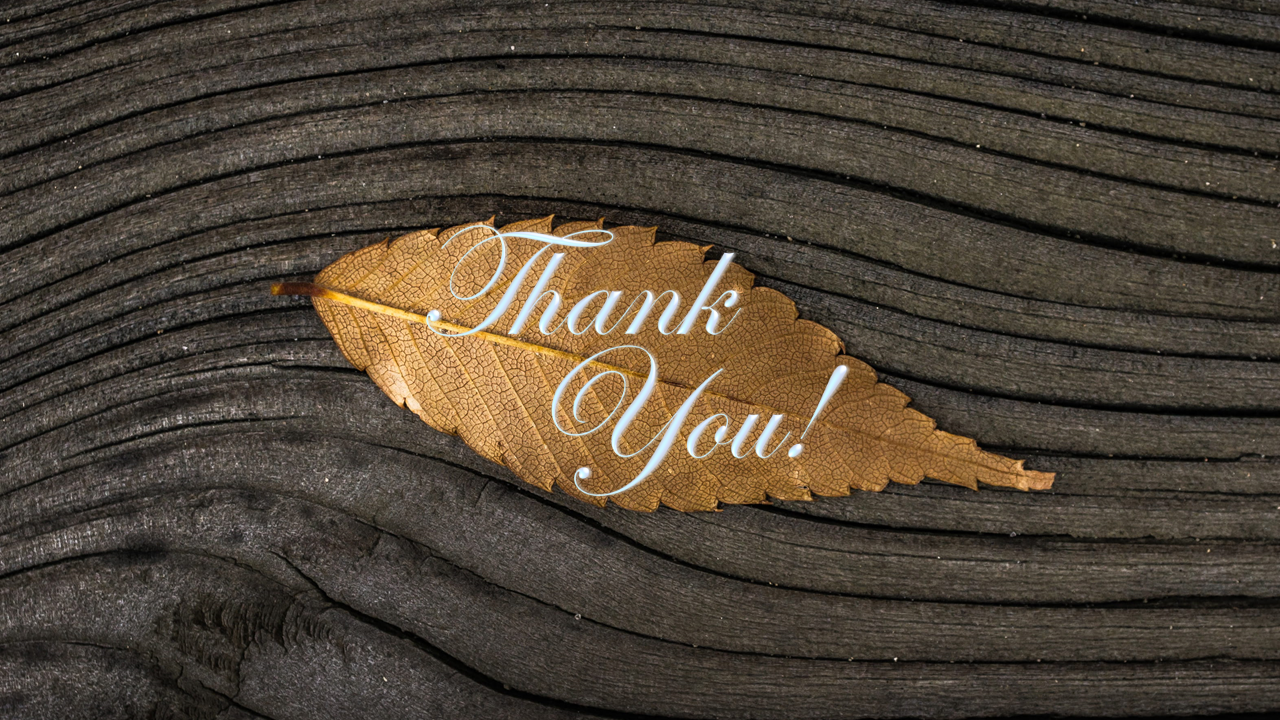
(1024, 469, 1056, 491)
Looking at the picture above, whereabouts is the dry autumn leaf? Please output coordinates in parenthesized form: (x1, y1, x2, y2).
(274, 216, 1053, 511)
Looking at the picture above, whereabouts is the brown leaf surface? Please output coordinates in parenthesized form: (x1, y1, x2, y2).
(276, 217, 1053, 511)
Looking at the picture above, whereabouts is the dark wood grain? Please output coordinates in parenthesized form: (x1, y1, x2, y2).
(2, 1, 1278, 717)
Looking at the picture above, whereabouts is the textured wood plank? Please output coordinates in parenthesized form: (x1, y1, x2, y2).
(2, 0, 1278, 717)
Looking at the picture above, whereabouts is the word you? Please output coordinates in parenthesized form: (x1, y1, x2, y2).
(428, 223, 847, 496)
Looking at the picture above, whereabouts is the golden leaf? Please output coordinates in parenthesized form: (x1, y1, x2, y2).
(274, 217, 1053, 511)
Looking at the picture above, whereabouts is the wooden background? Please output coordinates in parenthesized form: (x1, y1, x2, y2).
(2, 1, 1279, 717)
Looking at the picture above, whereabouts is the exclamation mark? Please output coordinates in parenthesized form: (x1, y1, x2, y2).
(788, 365, 849, 458)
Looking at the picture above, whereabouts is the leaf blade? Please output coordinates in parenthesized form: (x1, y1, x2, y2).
(278, 217, 1053, 510)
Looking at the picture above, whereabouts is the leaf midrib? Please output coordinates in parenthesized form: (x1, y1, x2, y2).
(274, 281, 1035, 483)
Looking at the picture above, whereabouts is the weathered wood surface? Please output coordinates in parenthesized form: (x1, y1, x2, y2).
(2, 0, 1279, 717)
